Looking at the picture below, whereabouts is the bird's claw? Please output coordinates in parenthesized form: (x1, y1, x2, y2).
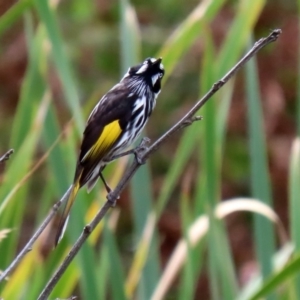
(134, 137, 150, 165)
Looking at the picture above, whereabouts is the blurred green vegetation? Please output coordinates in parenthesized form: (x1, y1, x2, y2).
(0, 0, 299, 299)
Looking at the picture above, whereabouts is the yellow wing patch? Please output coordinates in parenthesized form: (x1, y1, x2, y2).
(85, 120, 122, 162)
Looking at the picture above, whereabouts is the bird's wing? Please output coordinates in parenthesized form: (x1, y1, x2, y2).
(76, 85, 136, 184)
(81, 119, 122, 163)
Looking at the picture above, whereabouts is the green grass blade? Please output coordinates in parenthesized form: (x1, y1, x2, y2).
(95, 246, 110, 299)
(249, 252, 300, 300)
(200, 31, 223, 300)
(155, 124, 200, 216)
(43, 105, 70, 194)
(0, 17, 49, 266)
(179, 200, 194, 300)
(10, 21, 47, 148)
(0, 0, 33, 37)
(47, 226, 80, 298)
(213, 2, 267, 296)
(34, 0, 84, 131)
(70, 197, 100, 299)
(216, 0, 266, 75)
(179, 191, 205, 300)
(131, 168, 161, 298)
(297, 3, 300, 134)
(198, 0, 267, 295)
(245, 39, 276, 299)
(199, 27, 238, 300)
(104, 225, 127, 300)
(119, 0, 140, 74)
(289, 138, 300, 297)
(158, 0, 225, 81)
(0, 92, 50, 270)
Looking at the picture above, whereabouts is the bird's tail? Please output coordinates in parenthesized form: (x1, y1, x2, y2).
(54, 179, 80, 247)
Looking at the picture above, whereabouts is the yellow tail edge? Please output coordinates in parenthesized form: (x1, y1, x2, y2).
(54, 181, 80, 247)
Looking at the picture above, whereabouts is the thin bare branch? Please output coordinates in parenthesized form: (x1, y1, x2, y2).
(36, 29, 281, 299)
(0, 149, 14, 163)
(0, 186, 72, 282)
(0, 125, 71, 282)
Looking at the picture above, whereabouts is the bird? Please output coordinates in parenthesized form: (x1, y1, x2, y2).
(54, 57, 165, 246)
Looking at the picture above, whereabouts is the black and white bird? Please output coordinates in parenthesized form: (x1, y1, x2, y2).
(55, 57, 165, 246)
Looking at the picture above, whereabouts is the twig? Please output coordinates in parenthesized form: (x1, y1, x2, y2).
(37, 29, 282, 299)
(0, 149, 14, 163)
(0, 124, 71, 282)
(0, 186, 72, 282)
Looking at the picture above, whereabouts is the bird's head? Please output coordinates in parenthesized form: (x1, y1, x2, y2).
(125, 57, 165, 94)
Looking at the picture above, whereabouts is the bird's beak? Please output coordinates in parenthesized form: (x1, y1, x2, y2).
(154, 57, 162, 65)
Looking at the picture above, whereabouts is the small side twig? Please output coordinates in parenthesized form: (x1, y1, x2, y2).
(36, 29, 282, 299)
(179, 115, 203, 129)
(0, 149, 14, 163)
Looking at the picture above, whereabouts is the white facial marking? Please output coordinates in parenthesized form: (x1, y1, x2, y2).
(154, 90, 161, 97)
(159, 63, 164, 70)
(136, 64, 148, 74)
(150, 58, 156, 63)
(151, 74, 159, 86)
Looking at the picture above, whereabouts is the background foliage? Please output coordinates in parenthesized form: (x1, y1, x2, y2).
(0, 0, 299, 299)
